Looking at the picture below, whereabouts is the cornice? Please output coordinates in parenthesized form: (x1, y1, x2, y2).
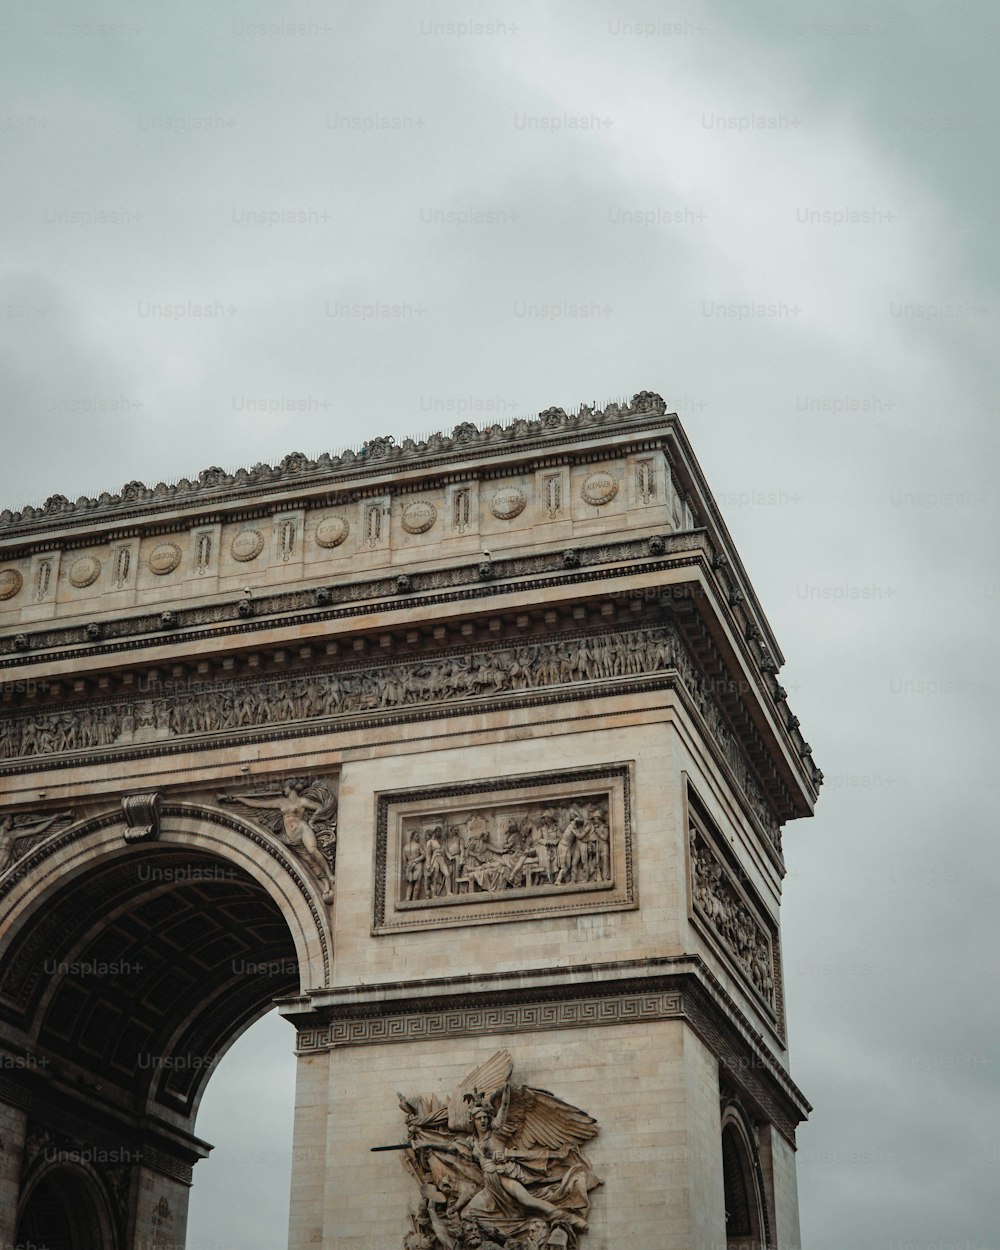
(0, 532, 821, 806)
(0, 531, 705, 662)
(0, 391, 670, 541)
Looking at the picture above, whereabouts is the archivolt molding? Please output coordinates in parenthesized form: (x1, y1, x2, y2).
(720, 1097, 773, 1248)
(19, 1123, 129, 1245)
(0, 801, 333, 990)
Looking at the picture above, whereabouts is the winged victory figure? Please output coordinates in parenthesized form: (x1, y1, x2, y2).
(218, 777, 337, 902)
(0, 810, 73, 874)
(396, 1050, 601, 1249)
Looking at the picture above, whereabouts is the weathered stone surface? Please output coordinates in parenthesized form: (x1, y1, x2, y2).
(0, 396, 818, 1249)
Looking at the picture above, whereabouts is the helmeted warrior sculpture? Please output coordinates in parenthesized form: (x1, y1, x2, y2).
(396, 1050, 600, 1249)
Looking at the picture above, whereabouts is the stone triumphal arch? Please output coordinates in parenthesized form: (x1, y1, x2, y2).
(0, 393, 821, 1249)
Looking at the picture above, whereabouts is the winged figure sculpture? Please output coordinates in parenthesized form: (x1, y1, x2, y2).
(217, 777, 337, 902)
(397, 1050, 600, 1250)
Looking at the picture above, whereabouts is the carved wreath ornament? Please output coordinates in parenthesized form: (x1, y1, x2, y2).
(390, 1050, 600, 1249)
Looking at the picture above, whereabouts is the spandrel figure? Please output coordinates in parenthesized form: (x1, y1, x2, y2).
(219, 778, 337, 902)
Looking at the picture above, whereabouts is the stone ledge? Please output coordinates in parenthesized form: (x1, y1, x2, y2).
(278, 955, 810, 1143)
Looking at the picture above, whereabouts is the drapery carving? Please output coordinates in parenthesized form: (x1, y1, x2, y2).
(218, 777, 337, 902)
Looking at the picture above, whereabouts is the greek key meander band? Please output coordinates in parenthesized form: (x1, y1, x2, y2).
(294, 990, 684, 1052)
(290, 981, 804, 1143)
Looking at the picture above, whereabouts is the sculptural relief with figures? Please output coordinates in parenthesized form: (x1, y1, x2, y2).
(218, 776, 338, 902)
(689, 820, 777, 1012)
(398, 794, 612, 907)
(393, 1049, 600, 1250)
(375, 766, 632, 933)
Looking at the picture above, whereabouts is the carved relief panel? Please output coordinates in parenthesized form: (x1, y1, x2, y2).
(0, 565, 25, 603)
(627, 451, 665, 509)
(362, 495, 391, 550)
(686, 788, 783, 1033)
(446, 481, 479, 536)
(571, 463, 623, 521)
(110, 539, 138, 591)
(399, 497, 438, 536)
(270, 509, 303, 566)
(534, 464, 570, 525)
(396, 1049, 600, 1249)
(373, 765, 634, 933)
(484, 478, 530, 528)
(28, 551, 60, 604)
(0, 807, 75, 878)
(192, 523, 221, 578)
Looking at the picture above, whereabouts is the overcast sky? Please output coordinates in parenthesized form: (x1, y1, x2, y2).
(3, 2, 997, 1247)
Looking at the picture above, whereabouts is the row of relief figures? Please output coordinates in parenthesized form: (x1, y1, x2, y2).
(0, 623, 780, 849)
(401, 796, 612, 903)
(690, 826, 776, 1008)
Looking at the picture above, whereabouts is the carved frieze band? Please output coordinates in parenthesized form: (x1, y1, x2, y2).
(0, 622, 779, 849)
(0, 623, 677, 759)
(687, 798, 784, 1035)
(295, 991, 683, 1052)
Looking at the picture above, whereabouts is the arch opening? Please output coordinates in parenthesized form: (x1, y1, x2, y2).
(1, 835, 306, 1249)
(720, 1104, 771, 1250)
(1, 843, 299, 1120)
(16, 1163, 116, 1250)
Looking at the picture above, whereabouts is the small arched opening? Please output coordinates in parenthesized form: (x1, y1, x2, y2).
(16, 1161, 118, 1250)
(720, 1101, 771, 1250)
